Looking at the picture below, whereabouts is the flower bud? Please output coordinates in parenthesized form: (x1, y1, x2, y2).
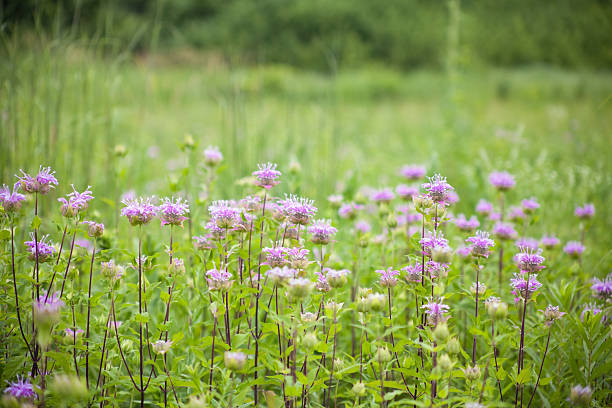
(49, 374, 88, 404)
(169, 258, 186, 276)
(569, 385, 592, 406)
(438, 354, 453, 371)
(447, 337, 461, 355)
(367, 293, 386, 312)
(86, 222, 104, 238)
(114, 144, 127, 157)
(433, 323, 449, 343)
(352, 382, 366, 397)
(386, 214, 398, 229)
(184, 395, 208, 408)
(301, 333, 318, 350)
(287, 278, 313, 301)
(413, 194, 433, 212)
(182, 134, 196, 150)
(333, 358, 345, 372)
(289, 159, 301, 174)
(464, 364, 481, 381)
(432, 246, 453, 264)
(152, 340, 173, 355)
(224, 351, 247, 372)
(376, 347, 392, 363)
(431, 205, 446, 220)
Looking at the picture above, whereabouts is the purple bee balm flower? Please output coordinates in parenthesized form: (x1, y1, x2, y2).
(580, 303, 605, 322)
(262, 243, 288, 267)
(420, 230, 449, 257)
(203, 146, 223, 167)
(574, 203, 595, 219)
(58, 185, 94, 218)
(233, 210, 255, 233)
(510, 272, 542, 301)
(376, 267, 400, 287)
(354, 220, 371, 234)
(280, 194, 317, 225)
(422, 174, 454, 203)
(456, 246, 472, 258)
(314, 271, 331, 292)
(15, 165, 58, 194)
(396, 184, 419, 200)
(0, 184, 26, 212)
(65, 328, 84, 337)
(159, 197, 189, 227)
(489, 171, 515, 191)
(492, 222, 517, 241)
(455, 214, 480, 232)
(591, 274, 612, 301)
(445, 191, 459, 205)
(266, 266, 295, 286)
(508, 206, 525, 221)
(521, 197, 540, 213)
(421, 297, 450, 326)
(400, 164, 426, 180)
(121, 196, 157, 226)
(252, 162, 281, 189)
(327, 194, 343, 207)
(34, 291, 64, 324)
(193, 235, 214, 250)
(425, 261, 449, 279)
(515, 237, 539, 251)
(209, 200, 240, 229)
(402, 262, 422, 283)
(515, 247, 545, 273)
(308, 219, 337, 245)
(563, 241, 585, 258)
(206, 266, 233, 291)
(466, 231, 495, 258)
(370, 188, 395, 203)
(338, 202, 363, 219)
(540, 235, 560, 249)
(4, 375, 36, 399)
(205, 221, 226, 240)
(475, 199, 493, 216)
(240, 195, 262, 213)
(286, 247, 311, 269)
(24, 233, 55, 263)
(488, 211, 502, 221)
(540, 305, 565, 327)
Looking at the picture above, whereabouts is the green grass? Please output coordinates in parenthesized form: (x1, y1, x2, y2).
(1, 44, 611, 260)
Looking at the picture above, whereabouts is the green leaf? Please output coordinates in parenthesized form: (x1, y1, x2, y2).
(0, 229, 10, 240)
(31, 215, 41, 230)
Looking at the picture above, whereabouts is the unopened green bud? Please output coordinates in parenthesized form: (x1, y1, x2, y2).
(114, 144, 127, 157)
(49, 374, 88, 404)
(413, 194, 433, 212)
(333, 358, 345, 372)
(184, 395, 208, 408)
(447, 337, 461, 355)
(352, 382, 366, 397)
(302, 332, 318, 350)
(224, 351, 247, 372)
(433, 323, 449, 343)
(386, 214, 398, 228)
(376, 346, 392, 363)
(367, 293, 386, 312)
(438, 354, 453, 371)
(464, 364, 481, 381)
(432, 246, 453, 264)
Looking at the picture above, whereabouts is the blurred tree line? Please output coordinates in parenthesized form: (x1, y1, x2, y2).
(2, 0, 611, 70)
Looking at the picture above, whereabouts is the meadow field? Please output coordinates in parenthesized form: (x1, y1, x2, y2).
(1, 10, 612, 408)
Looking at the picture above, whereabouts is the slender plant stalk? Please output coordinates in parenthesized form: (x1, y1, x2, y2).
(491, 319, 503, 401)
(472, 261, 480, 365)
(209, 316, 217, 392)
(325, 310, 338, 408)
(59, 217, 79, 299)
(138, 226, 144, 408)
(85, 238, 96, 388)
(527, 327, 552, 408)
(515, 272, 530, 408)
(253, 191, 267, 405)
(9, 220, 34, 359)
